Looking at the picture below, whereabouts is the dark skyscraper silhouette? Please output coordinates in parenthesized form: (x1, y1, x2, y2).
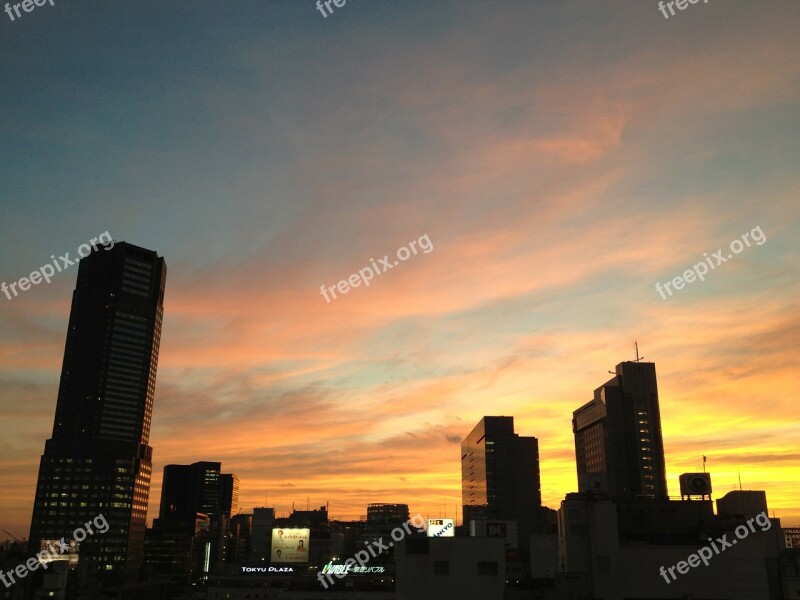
(157, 462, 239, 571)
(461, 416, 542, 545)
(29, 242, 166, 587)
(159, 462, 239, 520)
(573, 360, 668, 499)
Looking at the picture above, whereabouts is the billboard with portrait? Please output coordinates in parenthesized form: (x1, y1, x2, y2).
(270, 528, 310, 563)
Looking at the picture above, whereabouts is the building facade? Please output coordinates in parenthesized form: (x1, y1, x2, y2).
(155, 461, 239, 573)
(461, 416, 542, 546)
(573, 361, 668, 500)
(28, 242, 166, 588)
(366, 504, 410, 529)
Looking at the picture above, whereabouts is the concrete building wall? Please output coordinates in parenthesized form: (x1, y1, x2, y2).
(558, 494, 622, 599)
(395, 537, 505, 600)
(530, 533, 558, 579)
(619, 540, 775, 600)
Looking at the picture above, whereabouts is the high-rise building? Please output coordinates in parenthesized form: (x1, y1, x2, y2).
(251, 508, 276, 559)
(461, 416, 541, 544)
(573, 360, 668, 499)
(229, 513, 253, 561)
(366, 504, 410, 529)
(29, 242, 167, 587)
(144, 513, 210, 588)
(159, 462, 238, 520)
(220, 473, 240, 517)
(156, 462, 239, 571)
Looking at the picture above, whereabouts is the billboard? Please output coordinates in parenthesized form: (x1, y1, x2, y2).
(426, 518, 455, 537)
(270, 528, 310, 563)
(39, 539, 79, 564)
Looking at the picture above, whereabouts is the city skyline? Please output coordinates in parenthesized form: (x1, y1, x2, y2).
(2, 0, 799, 544)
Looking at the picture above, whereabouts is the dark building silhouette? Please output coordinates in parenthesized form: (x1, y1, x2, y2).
(159, 462, 238, 520)
(28, 242, 166, 588)
(573, 360, 668, 499)
(461, 416, 542, 545)
(144, 513, 210, 588)
(366, 503, 410, 529)
(229, 513, 253, 561)
(154, 462, 239, 574)
(251, 507, 276, 560)
(219, 473, 240, 519)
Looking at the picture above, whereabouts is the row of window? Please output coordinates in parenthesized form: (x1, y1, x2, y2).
(434, 560, 498, 576)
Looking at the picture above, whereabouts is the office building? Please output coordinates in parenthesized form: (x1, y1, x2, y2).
(366, 504, 410, 529)
(785, 528, 800, 549)
(156, 462, 239, 572)
(573, 360, 668, 500)
(159, 462, 238, 520)
(716, 490, 768, 519)
(28, 242, 166, 588)
(557, 491, 785, 599)
(395, 537, 505, 600)
(251, 508, 276, 560)
(461, 416, 542, 545)
(229, 513, 253, 561)
(144, 513, 210, 588)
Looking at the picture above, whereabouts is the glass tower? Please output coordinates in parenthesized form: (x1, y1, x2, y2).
(573, 361, 668, 499)
(29, 242, 166, 588)
(461, 416, 542, 543)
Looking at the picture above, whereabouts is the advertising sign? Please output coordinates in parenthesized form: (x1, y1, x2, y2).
(240, 566, 294, 574)
(270, 528, 310, 563)
(426, 518, 455, 537)
(39, 539, 79, 565)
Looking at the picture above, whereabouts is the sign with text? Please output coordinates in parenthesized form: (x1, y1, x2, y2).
(427, 518, 455, 537)
(270, 528, 310, 563)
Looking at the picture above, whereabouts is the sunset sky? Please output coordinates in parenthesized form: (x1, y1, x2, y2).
(1, 1, 799, 539)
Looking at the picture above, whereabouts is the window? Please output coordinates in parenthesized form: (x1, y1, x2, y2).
(477, 561, 498, 576)
(597, 554, 611, 575)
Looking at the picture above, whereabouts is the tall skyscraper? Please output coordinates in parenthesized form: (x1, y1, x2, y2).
(461, 416, 541, 543)
(158, 462, 238, 520)
(29, 242, 166, 587)
(157, 462, 239, 569)
(573, 360, 668, 499)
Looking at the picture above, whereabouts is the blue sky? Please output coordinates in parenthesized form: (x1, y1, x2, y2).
(1, 0, 799, 535)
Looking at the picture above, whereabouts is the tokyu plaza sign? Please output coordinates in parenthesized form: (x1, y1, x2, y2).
(241, 566, 294, 574)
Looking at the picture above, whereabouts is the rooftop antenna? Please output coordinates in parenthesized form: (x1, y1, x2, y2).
(738, 472, 743, 491)
(635, 341, 644, 362)
(702, 455, 707, 473)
